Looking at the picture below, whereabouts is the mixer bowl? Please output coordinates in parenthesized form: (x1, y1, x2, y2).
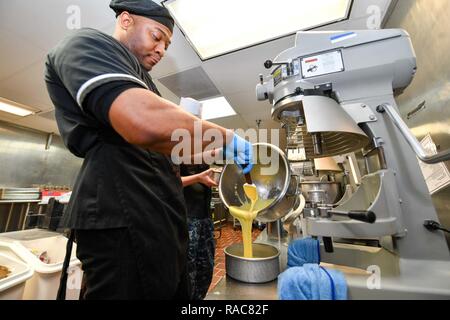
(219, 143, 298, 223)
(300, 181, 342, 204)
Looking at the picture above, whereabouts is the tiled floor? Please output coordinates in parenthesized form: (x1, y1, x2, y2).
(208, 221, 262, 292)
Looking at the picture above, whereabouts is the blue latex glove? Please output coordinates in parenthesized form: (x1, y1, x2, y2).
(224, 134, 253, 174)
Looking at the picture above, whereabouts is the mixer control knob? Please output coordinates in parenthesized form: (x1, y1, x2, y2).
(264, 60, 273, 69)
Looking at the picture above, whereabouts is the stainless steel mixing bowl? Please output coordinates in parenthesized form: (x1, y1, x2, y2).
(218, 143, 299, 223)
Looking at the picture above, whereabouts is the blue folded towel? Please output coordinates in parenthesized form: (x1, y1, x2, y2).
(278, 264, 347, 300)
(287, 238, 321, 267)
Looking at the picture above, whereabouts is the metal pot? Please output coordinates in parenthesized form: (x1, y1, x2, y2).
(224, 243, 280, 283)
(300, 181, 342, 204)
(219, 143, 299, 223)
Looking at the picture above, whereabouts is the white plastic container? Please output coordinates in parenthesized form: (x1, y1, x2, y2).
(0, 246, 34, 300)
(0, 230, 82, 300)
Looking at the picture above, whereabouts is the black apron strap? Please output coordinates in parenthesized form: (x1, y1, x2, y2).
(57, 230, 75, 300)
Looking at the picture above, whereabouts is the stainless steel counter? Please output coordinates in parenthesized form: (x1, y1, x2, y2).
(206, 228, 450, 300)
(206, 275, 278, 300)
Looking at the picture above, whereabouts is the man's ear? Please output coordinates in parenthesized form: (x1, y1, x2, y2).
(118, 11, 134, 30)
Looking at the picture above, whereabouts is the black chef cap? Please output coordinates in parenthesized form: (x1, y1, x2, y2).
(110, 0, 174, 33)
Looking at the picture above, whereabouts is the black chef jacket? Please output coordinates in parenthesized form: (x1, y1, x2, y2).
(180, 164, 212, 219)
(44, 28, 188, 299)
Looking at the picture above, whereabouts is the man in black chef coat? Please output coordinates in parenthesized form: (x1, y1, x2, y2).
(44, 0, 253, 299)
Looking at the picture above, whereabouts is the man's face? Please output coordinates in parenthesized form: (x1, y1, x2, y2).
(122, 14, 172, 71)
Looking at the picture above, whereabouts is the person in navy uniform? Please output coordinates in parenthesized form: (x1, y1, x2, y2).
(181, 164, 217, 300)
(45, 0, 253, 299)
(179, 98, 217, 299)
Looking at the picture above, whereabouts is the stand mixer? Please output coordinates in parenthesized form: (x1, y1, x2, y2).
(256, 29, 450, 298)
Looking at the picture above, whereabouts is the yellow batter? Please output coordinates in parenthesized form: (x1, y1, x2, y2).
(229, 185, 274, 258)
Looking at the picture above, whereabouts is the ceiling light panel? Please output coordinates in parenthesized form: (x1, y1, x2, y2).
(163, 0, 352, 60)
(201, 96, 236, 120)
(0, 98, 34, 117)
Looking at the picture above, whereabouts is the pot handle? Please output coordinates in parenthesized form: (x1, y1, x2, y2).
(282, 194, 306, 232)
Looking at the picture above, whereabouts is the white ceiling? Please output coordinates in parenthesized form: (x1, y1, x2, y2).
(0, 0, 397, 134)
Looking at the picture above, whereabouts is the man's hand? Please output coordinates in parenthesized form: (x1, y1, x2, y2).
(197, 168, 218, 187)
(224, 134, 254, 174)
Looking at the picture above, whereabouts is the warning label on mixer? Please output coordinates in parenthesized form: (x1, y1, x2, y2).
(273, 67, 282, 87)
(418, 134, 450, 194)
(301, 50, 344, 79)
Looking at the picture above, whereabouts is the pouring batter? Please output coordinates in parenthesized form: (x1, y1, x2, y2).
(229, 184, 274, 258)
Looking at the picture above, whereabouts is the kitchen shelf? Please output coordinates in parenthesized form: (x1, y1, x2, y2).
(0, 200, 42, 204)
